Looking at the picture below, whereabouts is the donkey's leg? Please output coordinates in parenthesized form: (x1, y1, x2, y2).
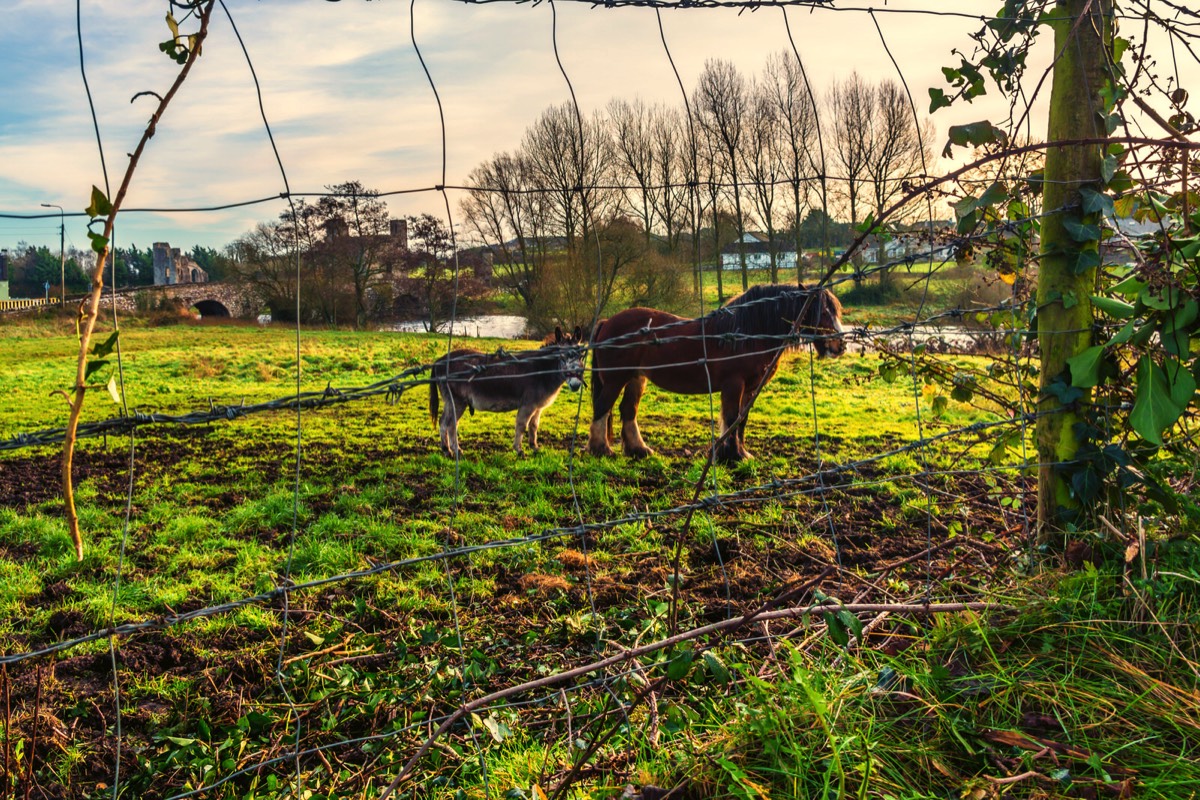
(589, 375, 625, 457)
(440, 393, 462, 457)
(619, 376, 654, 458)
(717, 381, 747, 463)
(527, 406, 544, 452)
(513, 405, 535, 455)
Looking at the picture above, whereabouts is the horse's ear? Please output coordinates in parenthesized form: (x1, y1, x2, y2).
(554, 326, 564, 343)
(573, 325, 583, 342)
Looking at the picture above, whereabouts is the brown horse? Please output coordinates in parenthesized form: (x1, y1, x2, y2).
(588, 284, 845, 463)
(430, 326, 585, 456)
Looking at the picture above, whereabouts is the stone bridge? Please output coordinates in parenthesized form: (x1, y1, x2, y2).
(108, 282, 260, 319)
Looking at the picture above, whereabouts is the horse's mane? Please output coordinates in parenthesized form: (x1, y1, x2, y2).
(702, 283, 835, 339)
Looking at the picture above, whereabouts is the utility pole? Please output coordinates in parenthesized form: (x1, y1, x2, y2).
(41, 203, 65, 306)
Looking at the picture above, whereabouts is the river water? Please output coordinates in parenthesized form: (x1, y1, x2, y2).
(386, 314, 529, 339)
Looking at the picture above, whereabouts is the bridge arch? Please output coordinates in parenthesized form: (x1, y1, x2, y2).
(191, 299, 231, 318)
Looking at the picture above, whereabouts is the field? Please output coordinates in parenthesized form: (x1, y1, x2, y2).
(1, 314, 1198, 799)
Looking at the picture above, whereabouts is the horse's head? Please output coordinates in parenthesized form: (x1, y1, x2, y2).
(551, 325, 587, 391)
(803, 287, 846, 359)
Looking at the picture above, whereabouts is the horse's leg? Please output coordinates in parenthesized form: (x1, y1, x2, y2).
(589, 374, 624, 457)
(513, 405, 535, 455)
(717, 380, 747, 463)
(619, 376, 654, 458)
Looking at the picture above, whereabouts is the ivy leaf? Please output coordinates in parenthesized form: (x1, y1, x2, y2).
(1130, 356, 1185, 446)
(1101, 154, 1118, 184)
(943, 120, 1007, 158)
(1072, 249, 1101, 275)
(1067, 345, 1105, 388)
(928, 87, 952, 113)
(1062, 220, 1101, 242)
(85, 186, 113, 218)
(1080, 186, 1115, 217)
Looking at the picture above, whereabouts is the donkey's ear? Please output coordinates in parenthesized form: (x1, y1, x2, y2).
(554, 326, 564, 343)
(573, 325, 583, 342)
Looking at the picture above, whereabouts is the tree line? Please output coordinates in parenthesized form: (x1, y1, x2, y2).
(2, 242, 229, 299)
(461, 55, 932, 325)
(221, 58, 929, 331)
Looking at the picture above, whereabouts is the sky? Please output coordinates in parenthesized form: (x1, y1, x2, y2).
(0, 0, 1191, 257)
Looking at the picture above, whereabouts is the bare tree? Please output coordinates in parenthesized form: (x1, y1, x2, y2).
(694, 59, 751, 291)
(461, 151, 548, 312)
(649, 105, 692, 257)
(608, 97, 657, 245)
(520, 103, 615, 252)
(763, 50, 821, 280)
(828, 72, 876, 285)
(742, 80, 784, 282)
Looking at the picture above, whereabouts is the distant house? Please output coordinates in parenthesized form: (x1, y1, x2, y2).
(153, 242, 207, 285)
(720, 233, 799, 271)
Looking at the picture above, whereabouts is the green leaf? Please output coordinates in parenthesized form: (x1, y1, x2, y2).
(666, 649, 694, 681)
(1091, 295, 1135, 319)
(978, 182, 1009, 207)
(701, 651, 731, 684)
(837, 609, 864, 641)
(1138, 286, 1176, 311)
(928, 87, 951, 113)
(943, 120, 1007, 158)
(84, 359, 109, 381)
(87, 231, 109, 254)
(1106, 319, 1135, 346)
(1067, 345, 1105, 388)
(1113, 36, 1130, 63)
(91, 330, 119, 359)
(85, 185, 113, 218)
(1080, 186, 1115, 216)
(1101, 155, 1118, 184)
(1165, 358, 1197, 410)
(1062, 219, 1101, 242)
(1111, 275, 1146, 296)
(1130, 356, 1185, 446)
(931, 395, 949, 416)
(823, 612, 850, 647)
(1072, 249, 1101, 275)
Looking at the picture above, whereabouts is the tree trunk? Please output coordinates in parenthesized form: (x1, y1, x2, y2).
(1036, 0, 1111, 540)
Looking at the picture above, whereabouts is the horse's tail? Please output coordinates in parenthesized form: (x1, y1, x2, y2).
(429, 378, 439, 428)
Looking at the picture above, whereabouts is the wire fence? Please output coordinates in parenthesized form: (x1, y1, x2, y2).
(0, 0, 1193, 798)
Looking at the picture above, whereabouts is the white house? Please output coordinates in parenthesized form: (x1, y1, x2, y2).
(720, 233, 799, 271)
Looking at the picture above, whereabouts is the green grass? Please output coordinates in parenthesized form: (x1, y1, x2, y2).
(0, 315, 1195, 799)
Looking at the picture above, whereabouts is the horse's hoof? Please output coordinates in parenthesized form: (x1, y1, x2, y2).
(626, 447, 655, 459)
(589, 444, 616, 457)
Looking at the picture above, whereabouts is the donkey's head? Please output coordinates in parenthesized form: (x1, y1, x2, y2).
(550, 325, 586, 391)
